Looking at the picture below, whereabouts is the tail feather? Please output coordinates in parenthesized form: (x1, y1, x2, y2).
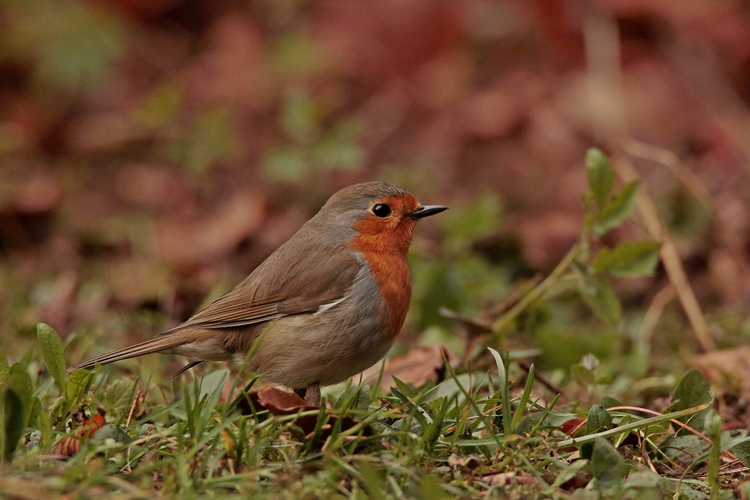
(66, 331, 197, 374)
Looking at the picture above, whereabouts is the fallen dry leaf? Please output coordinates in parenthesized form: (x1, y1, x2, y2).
(480, 471, 515, 487)
(250, 386, 370, 448)
(483, 470, 539, 487)
(448, 452, 483, 471)
(560, 417, 587, 437)
(691, 346, 750, 400)
(257, 386, 316, 415)
(363, 345, 450, 392)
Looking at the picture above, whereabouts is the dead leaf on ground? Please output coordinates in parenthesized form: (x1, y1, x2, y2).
(257, 386, 316, 415)
(251, 386, 371, 448)
(480, 471, 539, 488)
(362, 345, 451, 392)
(691, 346, 750, 400)
(480, 471, 515, 487)
(448, 453, 483, 471)
(560, 417, 587, 437)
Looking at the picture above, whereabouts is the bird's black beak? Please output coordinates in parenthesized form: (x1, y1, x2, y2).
(408, 205, 448, 219)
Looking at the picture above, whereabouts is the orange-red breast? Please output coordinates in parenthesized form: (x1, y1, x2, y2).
(68, 182, 447, 405)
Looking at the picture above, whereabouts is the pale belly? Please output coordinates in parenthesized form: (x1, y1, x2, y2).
(242, 301, 396, 387)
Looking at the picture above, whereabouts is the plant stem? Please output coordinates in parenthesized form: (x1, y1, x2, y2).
(491, 239, 583, 335)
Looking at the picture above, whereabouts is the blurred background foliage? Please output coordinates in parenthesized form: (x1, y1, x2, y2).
(2, 0, 750, 407)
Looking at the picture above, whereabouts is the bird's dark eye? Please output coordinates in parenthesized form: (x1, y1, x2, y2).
(372, 203, 391, 218)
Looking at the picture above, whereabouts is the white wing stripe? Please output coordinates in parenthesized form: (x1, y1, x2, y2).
(315, 296, 347, 315)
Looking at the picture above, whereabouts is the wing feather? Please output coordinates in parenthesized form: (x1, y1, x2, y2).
(170, 241, 361, 332)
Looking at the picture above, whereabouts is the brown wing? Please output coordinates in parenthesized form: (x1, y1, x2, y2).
(167, 240, 361, 333)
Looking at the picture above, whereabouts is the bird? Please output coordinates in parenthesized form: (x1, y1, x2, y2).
(67, 182, 447, 406)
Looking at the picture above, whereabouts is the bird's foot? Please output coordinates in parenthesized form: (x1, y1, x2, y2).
(292, 382, 321, 406)
(304, 382, 321, 407)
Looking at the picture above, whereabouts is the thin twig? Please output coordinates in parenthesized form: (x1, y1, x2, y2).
(491, 240, 582, 334)
(612, 155, 715, 351)
(126, 389, 142, 428)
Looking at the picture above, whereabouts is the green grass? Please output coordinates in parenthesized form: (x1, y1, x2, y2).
(0, 331, 745, 499)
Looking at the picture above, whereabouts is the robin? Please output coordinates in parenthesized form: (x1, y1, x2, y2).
(68, 182, 447, 405)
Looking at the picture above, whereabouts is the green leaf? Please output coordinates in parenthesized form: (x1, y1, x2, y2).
(1, 364, 33, 462)
(2, 390, 24, 462)
(488, 347, 507, 389)
(0, 351, 8, 387)
(576, 267, 622, 324)
(7, 365, 32, 422)
(582, 405, 613, 459)
(510, 363, 535, 433)
(390, 376, 416, 399)
(730, 438, 750, 468)
(353, 384, 371, 411)
(600, 396, 623, 409)
(660, 434, 711, 463)
(28, 397, 42, 427)
(92, 423, 131, 444)
(198, 368, 230, 415)
(37, 323, 67, 395)
(588, 437, 627, 490)
(334, 384, 370, 412)
(102, 378, 138, 421)
(592, 241, 661, 277)
(586, 148, 615, 207)
(37, 409, 52, 449)
(488, 347, 513, 436)
(669, 369, 712, 433)
(621, 469, 661, 492)
(671, 369, 712, 408)
(595, 181, 639, 236)
(419, 473, 452, 500)
(612, 415, 633, 448)
(65, 368, 96, 412)
(587, 405, 613, 433)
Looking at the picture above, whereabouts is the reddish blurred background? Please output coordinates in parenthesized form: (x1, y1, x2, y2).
(2, 0, 750, 368)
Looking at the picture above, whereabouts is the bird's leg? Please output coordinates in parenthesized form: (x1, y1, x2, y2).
(304, 382, 321, 407)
